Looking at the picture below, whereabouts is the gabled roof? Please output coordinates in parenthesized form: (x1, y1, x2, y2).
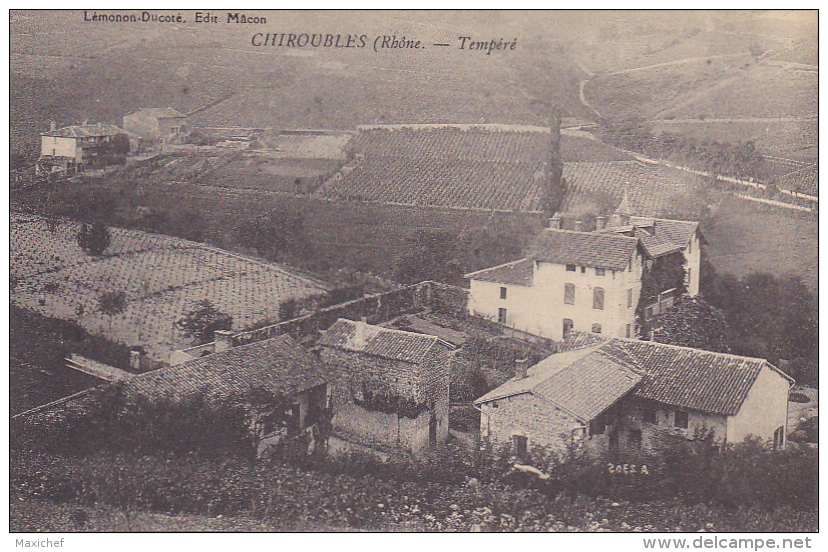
(318, 318, 454, 363)
(42, 123, 126, 138)
(124, 107, 187, 120)
(127, 334, 330, 400)
(465, 258, 534, 286)
(560, 335, 793, 416)
(474, 345, 642, 422)
(531, 229, 639, 270)
(600, 216, 703, 258)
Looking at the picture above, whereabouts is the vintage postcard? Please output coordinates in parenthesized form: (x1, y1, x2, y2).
(8, 9, 818, 543)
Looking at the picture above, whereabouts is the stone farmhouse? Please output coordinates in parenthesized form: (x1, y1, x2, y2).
(318, 318, 454, 455)
(17, 334, 332, 454)
(38, 122, 129, 175)
(465, 197, 704, 341)
(122, 107, 189, 145)
(475, 333, 793, 457)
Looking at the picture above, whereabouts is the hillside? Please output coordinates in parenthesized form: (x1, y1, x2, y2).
(10, 214, 329, 360)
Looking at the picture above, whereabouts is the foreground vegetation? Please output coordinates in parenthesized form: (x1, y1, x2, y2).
(11, 388, 818, 532)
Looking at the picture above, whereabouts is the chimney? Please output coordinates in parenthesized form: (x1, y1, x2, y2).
(129, 350, 141, 371)
(355, 317, 368, 349)
(574, 220, 583, 232)
(50, 121, 56, 132)
(549, 213, 561, 229)
(214, 330, 234, 353)
(515, 358, 529, 380)
(596, 215, 606, 231)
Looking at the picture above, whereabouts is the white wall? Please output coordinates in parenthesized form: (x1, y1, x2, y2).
(469, 253, 642, 341)
(684, 231, 702, 296)
(727, 364, 791, 446)
(41, 136, 81, 161)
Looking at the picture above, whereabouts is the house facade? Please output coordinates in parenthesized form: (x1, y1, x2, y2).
(318, 318, 453, 455)
(475, 334, 793, 457)
(467, 229, 644, 341)
(466, 197, 704, 341)
(123, 107, 189, 143)
(38, 123, 128, 174)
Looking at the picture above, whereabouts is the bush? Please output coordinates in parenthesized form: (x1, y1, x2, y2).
(789, 392, 811, 404)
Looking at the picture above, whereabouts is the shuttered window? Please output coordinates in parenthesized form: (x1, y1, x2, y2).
(564, 283, 575, 305)
(593, 287, 604, 310)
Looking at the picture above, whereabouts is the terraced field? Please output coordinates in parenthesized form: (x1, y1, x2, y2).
(560, 160, 710, 219)
(10, 214, 329, 361)
(315, 126, 552, 212)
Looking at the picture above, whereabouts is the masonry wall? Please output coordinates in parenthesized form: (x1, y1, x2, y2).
(617, 397, 728, 451)
(480, 393, 583, 456)
(332, 402, 431, 454)
(727, 364, 790, 446)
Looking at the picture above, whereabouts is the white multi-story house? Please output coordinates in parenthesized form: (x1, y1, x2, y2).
(38, 122, 128, 174)
(466, 198, 705, 341)
(466, 228, 644, 341)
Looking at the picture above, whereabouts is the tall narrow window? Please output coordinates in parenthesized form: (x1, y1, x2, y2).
(563, 318, 574, 339)
(564, 283, 575, 305)
(593, 287, 604, 310)
(626, 324, 631, 338)
(581, 266, 587, 274)
(773, 426, 785, 450)
(627, 288, 633, 308)
(513, 435, 528, 458)
(498, 308, 507, 324)
(500, 286, 507, 299)
(674, 410, 689, 429)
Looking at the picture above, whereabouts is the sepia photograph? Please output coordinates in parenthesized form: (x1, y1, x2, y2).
(7, 8, 818, 540)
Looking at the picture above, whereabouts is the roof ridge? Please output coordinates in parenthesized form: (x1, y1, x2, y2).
(464, 257, 531, 278)
(543, 228, 639, 242)
(599, 339, 646, 375)
(617, 336, 768, 364)
(334, 318, 452, 346)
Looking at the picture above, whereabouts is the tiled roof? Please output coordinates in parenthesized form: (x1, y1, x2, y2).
(465, 258, 534, 286)
(43, 123, 126, 138)
(318, 318, 453, 363)
(531, 229, 639, 270)
(475, 346, 642, 422)
(560, 335, 792, 416)
(127, 334, 330, 400)
(125, 107, 187, 120)
(600, 217, 701, 258)
(631, 217, 701, 248)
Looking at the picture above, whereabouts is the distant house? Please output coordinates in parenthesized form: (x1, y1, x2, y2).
(475, 334, 793, 457)
(466, 195, 704, 341)
(318, 318, 454, 455)
(122, 107, 189, 144)
(38, 122, 128, 174)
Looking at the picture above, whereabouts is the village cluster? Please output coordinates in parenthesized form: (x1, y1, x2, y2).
(15, 111, 795, 463)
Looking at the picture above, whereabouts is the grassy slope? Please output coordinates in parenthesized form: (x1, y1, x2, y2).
(703, 195, 818, 297)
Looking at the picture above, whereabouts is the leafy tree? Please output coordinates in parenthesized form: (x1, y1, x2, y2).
(702, 268, 817, 365)
(457, 228, 527, 275)
(238, 210, 306, 261)
(394, 229, 463, 285)
(98, 291, 127, 329)
(77, 221, 111, 256)
(278, 298, 297, 322)
(637, 252, 686, 316)
(177, 300, 233, 344)
(652, 295, 730, 353)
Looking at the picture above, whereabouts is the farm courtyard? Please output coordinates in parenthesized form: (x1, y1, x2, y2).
(10, 214, 329, 361)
